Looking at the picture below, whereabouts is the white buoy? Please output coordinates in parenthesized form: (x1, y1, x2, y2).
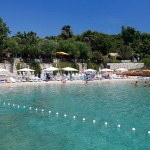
(93, 120, 96, 124)
(105, 122, 108, 126)
(132, 128, 136, 131)
(73, 116, 76, 119)
(83, 118, 85, 121)
(23, 106, 25, 108)
(13, 104, 15, 107)
(41, 109, 44, 112)
(148, 131, 150, 134)
(35, 108, 38, 111)
(64, 114, 67, 117)
(49, 111, 51, 114)
(8, 103, 10, 106)
(29, 107, 32, 110)
(56, 112, 59, 115)
(18, 105, 20, 108)
(117, 124, 121, 128)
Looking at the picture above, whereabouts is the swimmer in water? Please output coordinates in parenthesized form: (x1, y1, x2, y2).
(131, 81, 138, 87)
(144, 81, 150, 87)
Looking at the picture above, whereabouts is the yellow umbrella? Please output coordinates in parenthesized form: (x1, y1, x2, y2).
(56, 52, 69, 62)
(56, 52, 69, 55)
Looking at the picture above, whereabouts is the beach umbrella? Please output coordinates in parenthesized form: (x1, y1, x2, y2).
(84, 69, 96, 72)
(116, 68, 128, 72)
(0, 68, 8, 76)
(17, 68, 35, 78)
(0, 68, 8, 72)
(17, 68, 35, 72)
(56, 52, 69, 55)
(62, 67, 78, 72)
(56, 51, 69, 60)
(44, 67, 59, 71)
(101, 68, 113, 72)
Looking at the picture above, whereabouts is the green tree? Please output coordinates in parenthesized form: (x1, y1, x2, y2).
(92, 51, 103, 63)
(78, 30, 112, 55)
(61, 25, 73, 40)
(0, 17, 10, 59)
(39, 39, 58, 60)
(76, 41, 92, 61)
(58, 39, 92, 62)
(121, 26, 141, 45)
(140, 33, 150, 56)
(118, 45, 134, 60)
(14, 31, 40, 59)
(5, 37, 19, 57)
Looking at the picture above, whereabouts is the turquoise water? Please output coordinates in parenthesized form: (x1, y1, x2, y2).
(0, 81, 150, 150)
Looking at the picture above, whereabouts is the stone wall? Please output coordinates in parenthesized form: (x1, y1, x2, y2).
(1, 60, 144, 76)
(107, 63, 144, 70)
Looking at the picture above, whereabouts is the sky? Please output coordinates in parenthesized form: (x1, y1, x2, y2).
(1, 0, 150, 37)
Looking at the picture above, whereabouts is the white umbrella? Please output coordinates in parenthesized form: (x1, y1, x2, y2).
(44, 67, 59, 71)
(17, 68, 35, 72)
(101, 68, 113, 72)
(0, 68, 8, 72)
(62, 67, 78, 72)
(84, 69, 96, 72)
(116, 68, 128, 72)
(0, 68, 8, 76)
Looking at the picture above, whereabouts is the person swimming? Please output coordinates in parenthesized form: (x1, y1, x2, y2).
(131, 81, 138, 87)
(144, 81, 150, 87)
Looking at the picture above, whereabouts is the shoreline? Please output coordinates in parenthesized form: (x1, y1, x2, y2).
(0, 78, 139, 87)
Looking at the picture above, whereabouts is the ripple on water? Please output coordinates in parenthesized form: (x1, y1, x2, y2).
(0, 81, 150, 150)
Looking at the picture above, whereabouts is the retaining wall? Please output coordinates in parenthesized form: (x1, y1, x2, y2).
(107, 63, 144, 70)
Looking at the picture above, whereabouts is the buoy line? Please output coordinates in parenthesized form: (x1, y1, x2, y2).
(2, 101, 150, 135)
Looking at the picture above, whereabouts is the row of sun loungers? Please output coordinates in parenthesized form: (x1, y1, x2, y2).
(0, 74, 149, 84)
(0, 77, 42, 83)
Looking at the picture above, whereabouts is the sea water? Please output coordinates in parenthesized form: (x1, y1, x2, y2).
(0, 81, 150, 150)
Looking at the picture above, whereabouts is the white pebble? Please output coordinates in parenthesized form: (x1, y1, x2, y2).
(73, 116, 76, 119)
(8, 103, 10, 106)
(18, 105, 20, 108)
(29, 107, 32, 110)
(13, 104, 15, 107)
(64, 114, 67, 117)
(148, 131, 150, 134)
(132, 128, 136, 131)
(49, 111, 51, 113)
(35, 108, 38, 111)
(41, 109, 44, 112)
(23, 106, 25, 108)
(56, 112, 59, 115)
(83, 118, 85, 121)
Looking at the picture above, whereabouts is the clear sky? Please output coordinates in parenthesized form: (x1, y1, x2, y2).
(0, 0, 150, 37)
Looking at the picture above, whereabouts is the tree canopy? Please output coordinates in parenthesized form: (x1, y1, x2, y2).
(0, 17, 150, 67)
